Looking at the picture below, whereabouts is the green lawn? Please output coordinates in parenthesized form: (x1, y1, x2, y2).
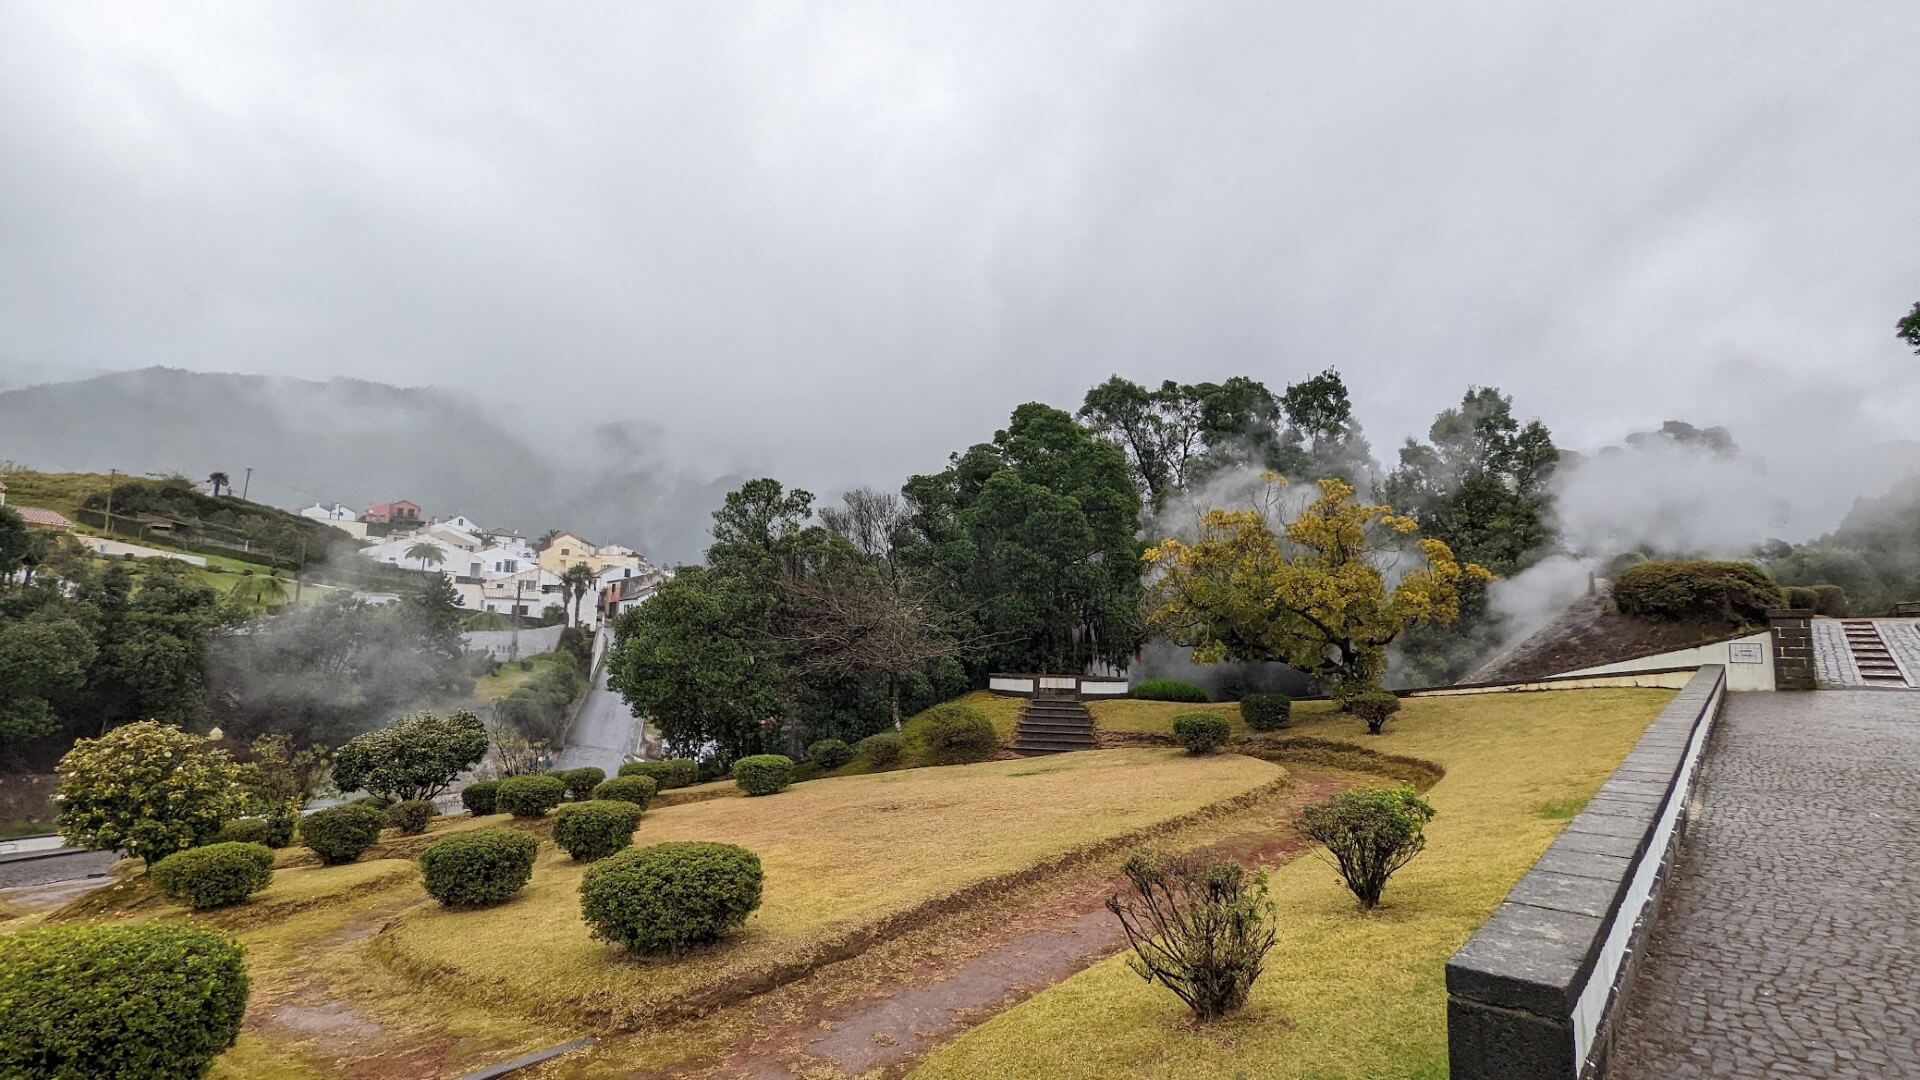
(912, 687, 1675, 1080)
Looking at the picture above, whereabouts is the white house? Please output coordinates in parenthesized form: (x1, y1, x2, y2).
(359, 533, 462, 571)
(438, 514, 486, 535)
(480, 568, 566, 617)
(461, 542, 538, 580)
(296, 503, 369, 540)
(423, 522, 484, 552)
(599, 567, 673, 624)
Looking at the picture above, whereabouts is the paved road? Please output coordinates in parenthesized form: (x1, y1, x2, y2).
(1611, 691, 1920, 1078)
(553, 640, 642, 777)
(0, 848, 116, 889)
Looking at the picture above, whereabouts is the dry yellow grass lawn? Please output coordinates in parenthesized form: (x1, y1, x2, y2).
(912, 687, 1675, 1080)
(372, 748, 1283, 1028)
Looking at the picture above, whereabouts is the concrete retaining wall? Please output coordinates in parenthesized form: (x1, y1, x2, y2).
(1555, 631, 1773, 691)
(1446, 665, 1727, 1079)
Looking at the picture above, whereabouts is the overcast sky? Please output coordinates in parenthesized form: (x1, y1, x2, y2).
(2, 2, 1917, 521)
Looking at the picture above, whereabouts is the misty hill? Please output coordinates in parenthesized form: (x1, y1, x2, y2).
(0, 368, 731, 561)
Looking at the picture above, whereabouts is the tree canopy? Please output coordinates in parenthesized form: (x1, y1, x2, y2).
(1144, 477, 1490, 695)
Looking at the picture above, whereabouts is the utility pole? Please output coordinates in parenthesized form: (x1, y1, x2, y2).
(241, 467, 253, 501)
(293, 537, 306, 605)
(104, 468, 117, 533)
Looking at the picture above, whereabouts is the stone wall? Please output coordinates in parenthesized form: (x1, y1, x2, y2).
(1445, 665, 1727, 1080)
(1767, 609, 1815, 690)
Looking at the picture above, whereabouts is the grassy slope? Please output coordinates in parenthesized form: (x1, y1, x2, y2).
(913, 688, 1675, 1080)
(371, 749, 1284, 1029)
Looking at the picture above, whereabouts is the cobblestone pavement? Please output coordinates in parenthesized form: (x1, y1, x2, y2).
(1611, 691, 1920, 1079)
(1883, 621, 1920, 685)
(1812, 619, 1862, 686)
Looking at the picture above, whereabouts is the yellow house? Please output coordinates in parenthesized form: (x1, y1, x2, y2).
(537, 532, 649, 576)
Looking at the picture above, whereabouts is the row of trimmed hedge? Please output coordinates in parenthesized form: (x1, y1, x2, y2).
(1612, 560, 1783, 623)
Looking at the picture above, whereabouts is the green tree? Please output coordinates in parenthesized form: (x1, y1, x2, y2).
(1897, 299, 1920, 355)
(608, 565, 787, 762)
(1274, 368, 1374, 482)
(902, 402, 1144, 675)
(560, 562, 598, 627)
(1077, 376, 1284, 511)
(56, 721, 245, 865)
(330, 709, 488, 801)
(405, 541, 445, 571)
(0, 614, 95, 746)
(74, 561, 226, 732)
(0, 505, 35, 587)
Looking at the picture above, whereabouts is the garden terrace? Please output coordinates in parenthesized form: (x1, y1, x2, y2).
(913, 686, 1675, 1079)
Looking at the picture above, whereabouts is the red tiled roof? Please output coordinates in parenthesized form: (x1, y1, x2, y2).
(14, 506, 74, 528)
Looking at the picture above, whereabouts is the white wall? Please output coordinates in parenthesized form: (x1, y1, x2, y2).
(1554, 630, 1774, 691)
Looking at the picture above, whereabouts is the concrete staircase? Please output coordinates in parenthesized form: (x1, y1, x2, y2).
(1012, 693, 1097, 755)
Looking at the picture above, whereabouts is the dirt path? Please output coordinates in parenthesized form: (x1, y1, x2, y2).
(701, 769, 1356, 1079)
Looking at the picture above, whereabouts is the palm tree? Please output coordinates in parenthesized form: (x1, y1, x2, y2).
(536, 529, 562, 552)
(560, 562, 597, 627)
(208, 472, 230, 497)
(237, 573, 289, 610)
(405, 541, 445, 571)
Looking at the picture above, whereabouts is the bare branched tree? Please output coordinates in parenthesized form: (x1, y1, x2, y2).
(1105, 849, 1279, 1020)
(778, 568, 975, 728)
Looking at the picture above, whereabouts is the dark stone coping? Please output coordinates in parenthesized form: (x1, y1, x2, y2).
(1446, 665, 1727, 1080)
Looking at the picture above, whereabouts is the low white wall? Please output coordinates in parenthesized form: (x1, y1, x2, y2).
(462, 624, 565, 660)
(1408, 669, 1699, 697)
(989, 675, 1035, 695)
(1081, 678, 1129, 696)
(1556, 630, 1774, 691)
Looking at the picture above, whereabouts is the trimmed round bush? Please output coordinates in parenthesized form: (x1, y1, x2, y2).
(0, 923, 249, 1077)
(1809, 583, 1849, 617)
(497, 774, 567, 818)
(214, 817, 271, 846)
(1611, 560, 1783, 623)
(919, 703, 997, 765)
(300, 803, 387, 865)
(808, 738, 854, 770)
(461, 779, 501, 816)
(1240, 693, 1292, 732)
(1301, 787, 1436, 908)
(732, 755, 795, 796)
(579, 841, 764, 955)
(560, 767, 605, 802)
(351, 794, 395, 812)
(552, 800, 646, 861)
(150, 842, 275, 911)
(419, 829, 538, 908)
(1783, 585, 1820, 611)
(387, 799, 436, 836)
(1172, 713, 1231, 754)
(856, 731, 903, 768)
(1131, 678, 1209, 703)
(1348, 691, 1403, 735)
(619, 759, 699, 790)
(592, 774, 657, 808)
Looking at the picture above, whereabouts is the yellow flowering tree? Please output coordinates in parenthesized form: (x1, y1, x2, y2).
(1143, 477, 1492, 697)
(55, 720, 245, 865)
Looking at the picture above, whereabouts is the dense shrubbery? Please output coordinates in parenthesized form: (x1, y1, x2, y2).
(1784, 585, 1819, 611)
(1347, 691, 1402, 736)
(461, 779, 500, 815)
(214, 817, 271, 846)
(579, 842, 765, 955)
(807, 738, 854, 770)
(300, 804, 386, 865)
(150, 842, 275, 911)
(386, 799, 436, 835)
(1611, 560, 1783, 624)
(918, 702, 998, 764)
(497, 775, 566, 818)
(1131, 678, 1209, 703)
(1106, 850, 1276, 1020)
(560, 767, 605, 802)
(732, 754, 795, 796)
(620, 759, 699, 790)
(592, 775, 657, 807)
(1240, 693, 1292, 732)
(552, 800, 646, 861)
(1300, 788, 1436, 909)
(1809, 583, 1849, 616)
(419, 829, 538, 907)
(0, 923, 249, 1077)
(1172, 713, 1231, 754)
(491, 653, 587, 745)
(857, 731, 903, 768)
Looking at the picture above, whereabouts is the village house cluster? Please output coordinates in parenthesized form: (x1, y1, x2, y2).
(295, 500, 669, 629)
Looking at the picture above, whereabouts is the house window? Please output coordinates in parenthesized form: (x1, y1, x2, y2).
(560, 548, 570, 555)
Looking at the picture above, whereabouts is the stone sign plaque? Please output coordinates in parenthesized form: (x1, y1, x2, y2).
(1729, 642, 1764, 664)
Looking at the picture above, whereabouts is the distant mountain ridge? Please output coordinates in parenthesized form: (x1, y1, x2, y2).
(0, 367, 732, 561)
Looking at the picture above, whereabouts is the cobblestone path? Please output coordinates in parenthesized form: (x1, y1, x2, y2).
(1611, 691, 1920, 1078)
